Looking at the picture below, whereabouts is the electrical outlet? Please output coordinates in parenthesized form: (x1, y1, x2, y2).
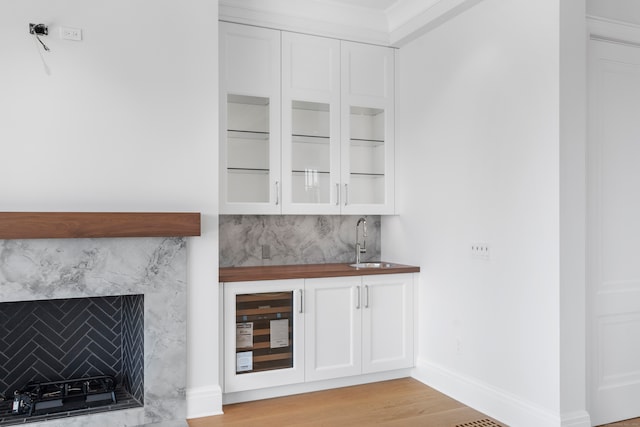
(261, 244, 271, 260)
(60, 27, 82, 41)
(470, 243, 490, 260)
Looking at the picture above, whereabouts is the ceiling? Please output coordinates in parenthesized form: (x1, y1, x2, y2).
(325, 0, 400, 11)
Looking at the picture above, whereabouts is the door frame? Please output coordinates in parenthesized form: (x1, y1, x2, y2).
(587, 16, 640, 426)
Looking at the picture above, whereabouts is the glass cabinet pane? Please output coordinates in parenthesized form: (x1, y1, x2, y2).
(291, 101, 331, 204)
(227, 94, 270, 203)
(235, 292, 294, 374)
(349, 106, 385, 205)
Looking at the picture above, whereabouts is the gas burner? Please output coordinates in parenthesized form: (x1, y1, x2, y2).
(12, 375, 116, 416)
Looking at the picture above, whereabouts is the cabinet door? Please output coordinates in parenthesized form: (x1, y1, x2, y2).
(362, 274, 414, 373)
(223, 279, 305, 393)
(219, 23, 282, 214)
(340, 41, 395, 215)
(281, 33, 341, 214)
(305, 276, 362, 381)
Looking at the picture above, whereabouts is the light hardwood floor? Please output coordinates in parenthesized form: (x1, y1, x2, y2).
(188, 378, 506, 427)
(603, 419, 640, 426)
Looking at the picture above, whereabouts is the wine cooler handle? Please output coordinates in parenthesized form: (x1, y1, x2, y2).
(299, 289, 304, 313)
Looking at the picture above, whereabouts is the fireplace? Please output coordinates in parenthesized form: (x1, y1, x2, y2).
(0, 236, 188, 426)
(0, 294, 144, 424)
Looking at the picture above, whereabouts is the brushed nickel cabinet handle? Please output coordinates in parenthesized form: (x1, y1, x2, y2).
(344, 183, 349, 206)
(364, 285, 369, 308)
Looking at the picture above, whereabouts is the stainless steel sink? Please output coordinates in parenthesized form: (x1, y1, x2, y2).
(348, 262, 395, 269)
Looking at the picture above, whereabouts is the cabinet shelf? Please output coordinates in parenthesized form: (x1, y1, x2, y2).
(350, 172, 385, 177)
(253, 353, 293, 363)
(237, 293, 291, 302)
(242, 340, 292, 350)
(350, 138, 384, 147)
(237, 306, 292, 316)
(292, 134, 330, 145)
(292, 170, 330, 175)
(228, 168, 269, 174)
(228, 129, 270, 140)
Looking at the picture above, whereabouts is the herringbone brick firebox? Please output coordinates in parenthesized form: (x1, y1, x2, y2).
(0, 294, 144, 416)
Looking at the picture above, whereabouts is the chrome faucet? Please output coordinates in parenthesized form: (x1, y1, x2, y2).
(355, 217, 367, 264)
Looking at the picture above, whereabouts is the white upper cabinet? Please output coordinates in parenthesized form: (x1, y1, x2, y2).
(341, 41, 395, 215)
(220, 22, 395, 215)
(219, 23, 281, 214)
(282, 32, 341, 214)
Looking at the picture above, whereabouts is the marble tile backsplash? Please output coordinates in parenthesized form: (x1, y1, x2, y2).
(219, 215, 381, 267)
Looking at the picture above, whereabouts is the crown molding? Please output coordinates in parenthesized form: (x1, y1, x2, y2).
(388, 0, 484, 46)
(219, 0, 484, 47)
(219, 0, 390, 45)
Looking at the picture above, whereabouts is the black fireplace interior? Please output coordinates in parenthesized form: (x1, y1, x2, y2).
(0, 295, 144, 425)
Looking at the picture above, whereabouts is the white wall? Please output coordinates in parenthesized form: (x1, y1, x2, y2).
(0, 0, 221, 418)
(384, 0, 563, 425)
(559, 1, 589, 426)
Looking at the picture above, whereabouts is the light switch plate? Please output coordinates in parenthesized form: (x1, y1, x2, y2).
(60, 27, 82, 41)
(471, 243, 490, 260)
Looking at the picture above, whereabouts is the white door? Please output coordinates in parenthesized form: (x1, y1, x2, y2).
(588, 38, 640, 425)
(305, 276, 362, 381)
(362, 274, 414, 373)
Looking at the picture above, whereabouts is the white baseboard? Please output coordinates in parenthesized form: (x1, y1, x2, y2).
(412, 359, 561, 427)
(222, 369, 412, 405)
(186, 385, 223, 420)
(561, 411, 591, 427)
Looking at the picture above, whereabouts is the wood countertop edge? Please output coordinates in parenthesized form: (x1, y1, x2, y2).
(219, 263, 420, 283)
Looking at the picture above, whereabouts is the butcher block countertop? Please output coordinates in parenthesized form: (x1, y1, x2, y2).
(219, 262, 420, 283)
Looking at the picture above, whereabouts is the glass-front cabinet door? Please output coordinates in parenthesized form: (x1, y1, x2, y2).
(282, 32, 341, 214)
(341, 41, 395, 215)
(219, 22, 281, 214)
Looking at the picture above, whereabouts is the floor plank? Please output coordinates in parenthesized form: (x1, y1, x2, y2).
(188, 378, 506, 427)
(601, 419, 640, 427)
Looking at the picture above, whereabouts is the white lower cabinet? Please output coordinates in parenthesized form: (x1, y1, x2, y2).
(304, 276, 363, 381)
(223, 273, 414, 394)
(361, 274, 414, 373)
(305, 274, 414, 381)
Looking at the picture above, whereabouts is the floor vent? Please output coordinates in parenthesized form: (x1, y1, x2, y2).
(455, 419, 505, 427)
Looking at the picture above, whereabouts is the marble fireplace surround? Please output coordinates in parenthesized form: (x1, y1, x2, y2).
(0, 213, 200, 427)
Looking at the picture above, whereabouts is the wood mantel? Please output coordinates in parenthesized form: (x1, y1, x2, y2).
(0, 212, 201, 239)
